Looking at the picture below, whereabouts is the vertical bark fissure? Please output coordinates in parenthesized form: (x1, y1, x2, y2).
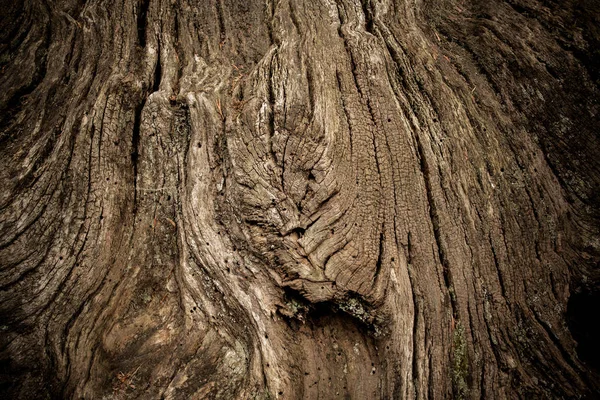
(373, 230, 384, 284)
(335, 70, 354, 156)
(136, 0, 151, 47)
(152, 40, 162, 93)
(131, 100, 143, 210)
(414, 130, 457, 317)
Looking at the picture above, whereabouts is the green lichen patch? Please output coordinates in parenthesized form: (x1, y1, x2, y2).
(452, 322, 470, 400)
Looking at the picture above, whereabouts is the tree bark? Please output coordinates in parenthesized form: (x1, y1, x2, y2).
(1, 0, 599, 398)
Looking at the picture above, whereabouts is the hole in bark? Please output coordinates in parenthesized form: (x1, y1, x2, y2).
(289, 227, 305, 238)
(567, 288, 600, 370)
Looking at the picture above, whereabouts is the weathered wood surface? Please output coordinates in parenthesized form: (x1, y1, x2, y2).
(1, 0, 599, 398)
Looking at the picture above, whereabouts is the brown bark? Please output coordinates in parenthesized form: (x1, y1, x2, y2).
(1, 0, 599, 398)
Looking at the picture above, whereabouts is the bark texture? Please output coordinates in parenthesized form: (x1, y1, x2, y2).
(1, 0, 599, 398)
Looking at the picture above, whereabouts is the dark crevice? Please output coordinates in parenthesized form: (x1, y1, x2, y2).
(243, 218, 267, 227)
(359, 0, 375, 35)
(411, 294, 420, 397)
(288, 227, 306, 237)
(131, 100, 145, 211)
(407, 231, 413, 264)
(279, 286, 380, 333)
(373, 231, 384, 283)
(305, 62, 316, 116)
(567, 288, 600, 372)
(137, 0, 151, 47)
(152, 41, 162, 93)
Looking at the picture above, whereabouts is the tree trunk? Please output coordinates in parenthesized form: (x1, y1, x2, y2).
(1, 0, 599, 398)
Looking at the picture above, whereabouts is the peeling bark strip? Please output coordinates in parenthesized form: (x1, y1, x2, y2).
(0, 0, 599, 398)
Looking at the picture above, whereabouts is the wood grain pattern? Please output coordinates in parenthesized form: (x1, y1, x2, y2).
(0, 0, 599, 398)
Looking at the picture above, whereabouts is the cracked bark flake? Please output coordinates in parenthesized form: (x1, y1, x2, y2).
(0, 0, 599, 399)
